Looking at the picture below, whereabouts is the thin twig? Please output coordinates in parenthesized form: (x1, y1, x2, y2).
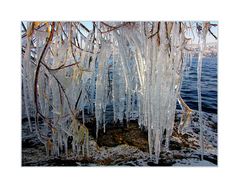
(80, 22, 90, 33)
(34, 22, 55, 135)
(148, 23, 160, 39)
(21, 22, 47, 38)
(73, 22, 87, 39)
(60, 22, 97, 54)
(70, 23, 80, 68)
(51, 74, 74, 116)
(208, 28, 217, 40)
(101, 22, 130, 33)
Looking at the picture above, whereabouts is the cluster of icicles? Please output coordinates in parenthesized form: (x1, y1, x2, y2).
(22, 22, 208, 163)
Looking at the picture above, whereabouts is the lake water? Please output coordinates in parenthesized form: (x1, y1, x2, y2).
(180, 56, 217, 114)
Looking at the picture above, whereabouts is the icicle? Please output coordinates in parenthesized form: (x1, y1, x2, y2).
(63, 135, 68, 157)
(23, 31, 34, 131)
(21, 21, 212, 162)
(82, 108, 85, 124)
(22, 74, 32, 132)
(197, 22, 207, 160)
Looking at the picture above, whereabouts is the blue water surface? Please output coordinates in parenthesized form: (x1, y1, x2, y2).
(180, 56, 217, 114)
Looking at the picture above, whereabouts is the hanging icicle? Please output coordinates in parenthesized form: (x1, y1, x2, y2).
(21, 21, 211, 163)
(196, 22, 208, 160)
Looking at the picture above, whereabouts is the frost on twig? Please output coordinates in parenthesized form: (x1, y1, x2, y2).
(21, 21, 214, 162)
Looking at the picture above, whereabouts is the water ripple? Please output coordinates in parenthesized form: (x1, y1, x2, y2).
(179, 57, 217, 114)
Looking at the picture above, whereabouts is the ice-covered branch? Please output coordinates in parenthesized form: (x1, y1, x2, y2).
(22, 21, 214, 162)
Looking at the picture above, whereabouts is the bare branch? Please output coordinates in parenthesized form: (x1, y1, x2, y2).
(208, 28, 218, 40)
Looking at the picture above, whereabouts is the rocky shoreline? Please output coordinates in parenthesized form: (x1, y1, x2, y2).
(22, 111, 217, 166)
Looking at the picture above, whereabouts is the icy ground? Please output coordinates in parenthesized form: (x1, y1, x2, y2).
(22, 111, 217, 166)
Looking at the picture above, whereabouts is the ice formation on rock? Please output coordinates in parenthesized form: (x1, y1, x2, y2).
(21, 21, 211, 162)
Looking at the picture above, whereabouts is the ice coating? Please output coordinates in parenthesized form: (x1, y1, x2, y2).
(21, 21, 209, 162)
